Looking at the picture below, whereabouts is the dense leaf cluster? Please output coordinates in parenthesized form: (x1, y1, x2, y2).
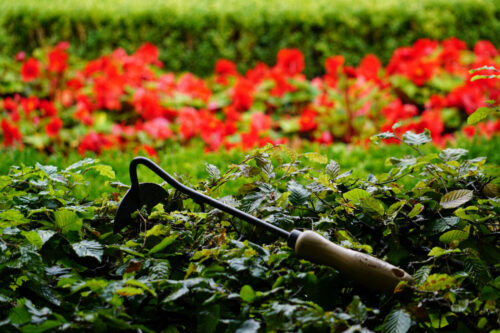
(0, 132, 499, 331)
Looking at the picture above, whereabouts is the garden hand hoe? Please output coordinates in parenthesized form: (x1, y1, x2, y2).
(114, 157, 412, 293)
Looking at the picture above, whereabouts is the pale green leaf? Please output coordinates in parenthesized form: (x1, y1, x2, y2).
(439, 230, 469, 244)
(467, 107, 491, 125)
(360, 197, 385, 216)
(89, 165, 116, 179)
(149, 234, 179, 254)
(343, 189, 371, 203)
(54, 209, 82, 234)
(440, 190, 473, 209)
(304, 152, 328, 164)
(408, 203, 424, 218)
(240, 285, 256, 303)
(116, 287, 144, 296)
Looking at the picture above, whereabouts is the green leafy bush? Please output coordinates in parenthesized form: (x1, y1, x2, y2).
(0, 131, 498, 331)
(1, 0, 498, 77)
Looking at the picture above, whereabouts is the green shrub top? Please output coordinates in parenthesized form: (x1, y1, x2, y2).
(1, 0, 498, 76)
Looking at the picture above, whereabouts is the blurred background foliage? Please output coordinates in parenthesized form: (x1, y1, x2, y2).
(1, 0, 498, 77)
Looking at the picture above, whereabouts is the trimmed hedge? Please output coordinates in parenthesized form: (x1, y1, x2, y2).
(1, 0, 499, 77)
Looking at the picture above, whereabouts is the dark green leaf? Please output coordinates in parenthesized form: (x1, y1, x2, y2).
(71, 240, 104, 262)
(383, 309, 411, 333)
(236, 319, 261, 333)
(287, 180, 310, 206)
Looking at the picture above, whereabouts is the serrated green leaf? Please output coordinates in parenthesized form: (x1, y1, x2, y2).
(304, 152, 328, 164)
(54, 209, 82, 234)
(71, 240, 104, 262)
(374, 131, 396, 140)
(467, 107, 491, 125)
(383, 309, 411, 333)
(163, 286, 189, 303)
(206, 163, 220, 180)
(240, 285, 256, 303)
(439, 230, 468, 244)
(9, 305, 31, 325)
(65, 158, 97, 171)
(281, 145, 297, 161)
(413, 266, 431, 286)
(326, 160, 340, 178)
(408, 203, 423, 218)
(149, 234, 179, 254)
(402, 130, 431, 146)
(22, 231, 43, 249)
(287, 180, 310, 206)
(469, 66, 500, 73)
(90, 165, 115, 179)
(343, 189, 371, 203)
(439, 148, 468, 161)
(387, 200, 406, 219)
(440, 190, 473, 209)
(360, 197, 385, 216)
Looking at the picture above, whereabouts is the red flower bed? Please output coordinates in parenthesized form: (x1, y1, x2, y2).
(1, 39, 499, 156)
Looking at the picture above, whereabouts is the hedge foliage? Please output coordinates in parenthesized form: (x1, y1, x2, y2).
(1, 0, 499, 77)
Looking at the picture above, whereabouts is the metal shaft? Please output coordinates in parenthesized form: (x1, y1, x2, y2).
(129, 157, 291, 239)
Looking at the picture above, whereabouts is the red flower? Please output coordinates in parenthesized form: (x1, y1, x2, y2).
(15, 52, 26, 62)
(232, 78, 254, 111)
(2, 98, 20, 122)
(317, 131, 333, 145)
(132, 88, 165, 120)
(45, 117, 63, 138)
(134, 43, 161, 66)
(39, 100, 57, 117)
(1, 119, 23, 147)
(135, 144, 159, 158)
(142, 117, 173, 140)
(245, 62, 270, 85)
(78, 131, 113, 155)
(177, 107, 201, 140)
(48, 48, 68, 73)
(299, 107, 318, 132)
(324, 55, 344, 87)
(275, 49, 305, 77)
(474, 41, 498, 60)
(177, 73, 211, 102)
(462, 125, 476, 138)
(215, 59, 238, 84)
(357, 54, 381, 81)
(21, 58, 40, 82)
(269, 69, 296, 97)
(20, 96, 39, 117)
(250, 112, 271, 133)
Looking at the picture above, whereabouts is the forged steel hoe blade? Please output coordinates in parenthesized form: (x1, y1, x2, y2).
(114, 182, 168, 233)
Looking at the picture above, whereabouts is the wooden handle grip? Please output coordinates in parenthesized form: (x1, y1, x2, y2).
(294, 231, 412, 293)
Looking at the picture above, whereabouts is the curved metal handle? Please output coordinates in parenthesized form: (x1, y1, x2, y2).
(129, 157, 290, 239)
